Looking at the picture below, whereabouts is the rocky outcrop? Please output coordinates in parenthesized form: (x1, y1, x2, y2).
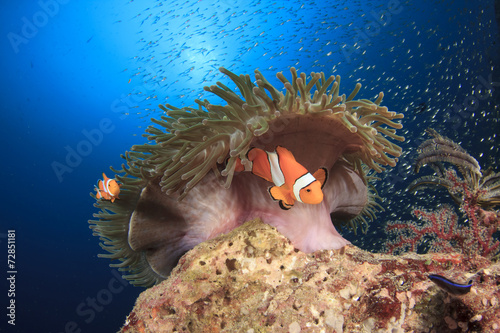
(121, 219, 500, 332)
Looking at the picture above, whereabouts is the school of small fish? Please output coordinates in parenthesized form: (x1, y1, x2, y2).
(111, 0, 498, 249)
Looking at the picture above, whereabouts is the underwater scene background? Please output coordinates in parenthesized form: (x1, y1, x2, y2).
(1, 0, 499, 332)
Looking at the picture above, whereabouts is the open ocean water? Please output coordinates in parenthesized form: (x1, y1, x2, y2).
(1, 0, 499, 332)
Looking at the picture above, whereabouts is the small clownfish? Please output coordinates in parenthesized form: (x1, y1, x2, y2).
(95, 173, 121, 202)
(235, 146, 328, 210)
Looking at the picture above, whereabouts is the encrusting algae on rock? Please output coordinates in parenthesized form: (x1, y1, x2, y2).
(89, 67, 404, 287)
(121, 220, 500, 332)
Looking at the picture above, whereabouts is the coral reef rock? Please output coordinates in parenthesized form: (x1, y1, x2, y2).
(121, 219, 500, 332)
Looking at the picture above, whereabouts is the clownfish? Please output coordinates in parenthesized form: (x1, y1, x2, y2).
(235, 146, 328, 210)
(95, 173, 121, 202)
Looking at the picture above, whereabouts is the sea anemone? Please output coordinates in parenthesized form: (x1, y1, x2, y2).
(89, 67, 404, 287)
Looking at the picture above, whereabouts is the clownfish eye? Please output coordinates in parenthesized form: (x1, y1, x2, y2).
(306, 189, 311, 192)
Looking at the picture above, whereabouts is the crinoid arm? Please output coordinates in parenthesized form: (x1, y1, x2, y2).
(478, 168, 500, 208)
(414, 128, 481, 176)
(410, 129, 500, 211)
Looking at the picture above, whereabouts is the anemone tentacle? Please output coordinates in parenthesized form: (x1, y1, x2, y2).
(128, 67, 404, 200)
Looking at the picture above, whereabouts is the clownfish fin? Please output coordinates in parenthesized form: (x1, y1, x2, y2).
(269, 185, 283, 201)
(233, 156, 252, 172)
(279, 200, 293, 210)
(234, 157, 245, 172)
(269, 185, 295, 209)
(313, 167, 328, 188)
(275, 145, 296, 162)
(246, 147, 264, 161)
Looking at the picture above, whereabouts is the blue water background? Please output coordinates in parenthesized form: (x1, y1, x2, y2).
(1, 0, 499, 332)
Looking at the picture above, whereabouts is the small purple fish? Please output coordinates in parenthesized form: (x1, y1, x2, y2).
(428, 274, 472, 295)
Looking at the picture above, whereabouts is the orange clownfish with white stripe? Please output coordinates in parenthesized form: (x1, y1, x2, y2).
(235, 146, 328, 210)
(95, 173, 121, 202)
